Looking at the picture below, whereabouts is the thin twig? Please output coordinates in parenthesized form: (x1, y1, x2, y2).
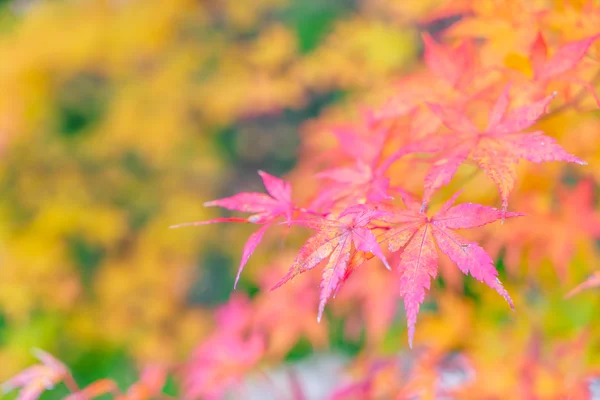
(63, 374, 80, 394)
(539, 68, 600, 121)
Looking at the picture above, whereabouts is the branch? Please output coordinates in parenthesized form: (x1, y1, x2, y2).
(539, 69, 600, 121)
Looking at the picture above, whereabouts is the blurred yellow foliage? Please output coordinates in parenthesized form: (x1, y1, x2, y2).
(0, 0, 421, 378)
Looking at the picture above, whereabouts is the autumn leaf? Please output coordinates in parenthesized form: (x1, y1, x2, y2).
(1, 349, 71, 400)
(383, 191, 521, 346)
(272, 205, 391, 321)
(314, 160, 393, 208)
(422, 33, 476, 92)
(170, 170, 295, 288)
(333, 260, 400, 346)
(311, 119, 394, 210)
(254, 255, 328, 357)
(330, 121, 388, 165)
(531, 33, 600, 82)
(183, 332, 265, 400)
(424, 86, 586, 208)
(200, 170, 294, 225)
(528, 32, 600, 107)
(182, 295, 265, 400)
(312, 117, 450, 213)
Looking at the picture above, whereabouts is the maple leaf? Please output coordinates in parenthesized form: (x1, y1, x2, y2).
(184, 333, 265, 400)
(382, 191, 521, 347)
(334, 260, 400, 346)
(530, 33, 600, 82)
(271, 205, 391, 321)
(314, 160, 393, 207)
(1, 349, 70, 400)
(255, 255, 328, 357)
(312, 115, 450, 212)
(445, 1, 542, 67)
(201, 170, 294, 225)
(170, 170, 294, 288)
(422, 33, 476, 92)
(424, 86, 586, 209)
(369, 74, 435, 123)
(310, 119, 394, 210)
(182, 296, 265, 400)
(330, 120, 387, 165)
(529, 32, 600, 107)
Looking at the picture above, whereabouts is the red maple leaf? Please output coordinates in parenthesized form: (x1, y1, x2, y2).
(382, 191, 522, 346)
(170, 170, 294, 288)
(424, 86, 586, 209)
(271, 205, 391, 321)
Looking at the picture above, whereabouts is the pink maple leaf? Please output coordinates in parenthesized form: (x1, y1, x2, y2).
(424, 86, 586, 209)
(531, 33, 600, 82)
(201, 170, 293, 225)
(330, 122, 387, 165)
(312, 116, 443, 211)
(170, 170, 294, 288)
(311, 120, 394, 210)
(182, 295, 265, 400)
(315, 160, 393, 207)
(271, 205, 391, 322)
(2, 349, 71, 400)
(382, 191, 522, 347)
(422, 33, 476, 92)
(530, 32, 600, 107)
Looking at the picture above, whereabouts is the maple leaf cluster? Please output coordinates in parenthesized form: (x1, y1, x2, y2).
(4, 0, 600, 399)
(172, 27, 597, 346)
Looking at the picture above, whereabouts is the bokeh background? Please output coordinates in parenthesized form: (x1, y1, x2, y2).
(0, 0, 422, 392)
(1, 0, 600, 398)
